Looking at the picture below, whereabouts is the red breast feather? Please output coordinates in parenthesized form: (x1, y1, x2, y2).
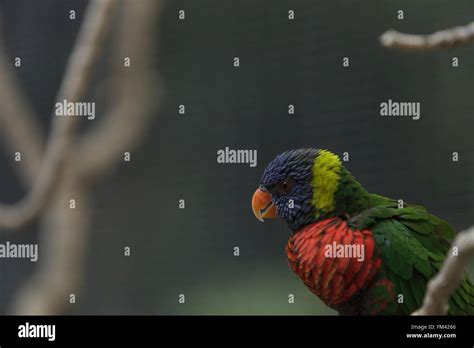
(286, 217, 381, 306)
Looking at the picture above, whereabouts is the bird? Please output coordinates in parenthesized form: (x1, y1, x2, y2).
(251, 148, 473, 315)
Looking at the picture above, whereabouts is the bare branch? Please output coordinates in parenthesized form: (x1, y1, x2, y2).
(0, 0, 117, 230)
(0, 21, 45, 184)
(75, 0, 163, 182)
(413, 226, 474, 315)
(10, 176, 90, 314)
(8, 0, 163, 314)
(380, 22, 474, 51)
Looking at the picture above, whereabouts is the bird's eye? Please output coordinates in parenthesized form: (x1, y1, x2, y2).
(274, 178, 293, 195)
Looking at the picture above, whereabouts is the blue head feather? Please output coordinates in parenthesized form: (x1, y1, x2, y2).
(260, 148, 319, 231)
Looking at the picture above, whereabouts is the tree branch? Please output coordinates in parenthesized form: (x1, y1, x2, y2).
(0, 0, 116, 230)
(8, 0, 163, 314)
(75, 0, 162, 182)
(10, 175, 91, 315)
(380, 22, 474, 51)
(0, 20, 45, 185)
(413, 226, 474, 315)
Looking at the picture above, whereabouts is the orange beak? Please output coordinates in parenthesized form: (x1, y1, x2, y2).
(251, 187, 277, 222)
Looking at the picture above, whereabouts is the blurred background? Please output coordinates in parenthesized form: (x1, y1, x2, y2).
(0, 0, 473, 315)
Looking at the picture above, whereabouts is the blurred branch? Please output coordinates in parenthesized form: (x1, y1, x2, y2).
(76, 0, 162, 182)
(0, 0, 116, 230)
(412, 226, 474, 315)
(380, 22, 474, 51)
(0, 29, 45, 184)
(10, 175, 91, 315)
(8, 0, 163, 314)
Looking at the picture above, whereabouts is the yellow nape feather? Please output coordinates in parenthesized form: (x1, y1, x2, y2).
(310, 150, 342, 216)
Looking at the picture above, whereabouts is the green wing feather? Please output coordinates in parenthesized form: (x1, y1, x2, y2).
(351, 194, 474, 315)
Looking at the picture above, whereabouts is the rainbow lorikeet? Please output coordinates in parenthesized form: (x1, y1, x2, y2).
(251, 148, 474, 315)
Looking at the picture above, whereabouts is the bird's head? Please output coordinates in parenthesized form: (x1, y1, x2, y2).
(252, 148, 345, 231)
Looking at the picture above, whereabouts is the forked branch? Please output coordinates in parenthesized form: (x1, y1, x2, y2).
(0, 0, 116, 230)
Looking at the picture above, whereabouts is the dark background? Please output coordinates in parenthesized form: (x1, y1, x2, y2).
(0, 0, 473, 314)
